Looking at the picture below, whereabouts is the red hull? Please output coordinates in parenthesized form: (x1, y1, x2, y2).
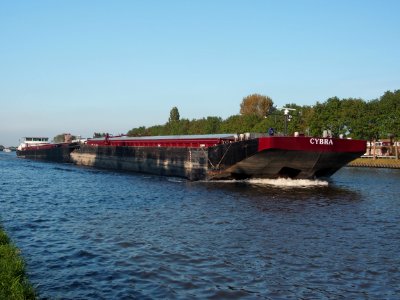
(257, 136, 366, 153)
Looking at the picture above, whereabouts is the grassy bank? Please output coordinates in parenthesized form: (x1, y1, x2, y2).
(348, 158, 400, 169)
(0, 225, 36, 300)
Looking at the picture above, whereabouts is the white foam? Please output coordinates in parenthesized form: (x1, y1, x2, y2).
(208, 178, 329, 188)
(167, 177, 185, 183)
(245, 178, 329, 187)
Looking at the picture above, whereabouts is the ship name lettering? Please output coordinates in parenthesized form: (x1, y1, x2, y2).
(309, 138, 333, 145)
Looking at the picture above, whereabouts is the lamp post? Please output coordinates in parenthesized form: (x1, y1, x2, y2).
(282, 108, 295, 136)
(284, 109, 289, 136)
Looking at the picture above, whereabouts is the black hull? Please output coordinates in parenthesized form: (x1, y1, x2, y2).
(16, 144, 79, 163)
(209, 149, 362, 180)
(71, 145, 207, 180)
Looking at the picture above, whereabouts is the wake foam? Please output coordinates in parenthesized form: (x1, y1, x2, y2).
(248, 178, 328, 187)
(210, 178, 329, 188)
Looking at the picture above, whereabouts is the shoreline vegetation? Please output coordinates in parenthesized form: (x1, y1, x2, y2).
(0, 225, 36, 300)
(348, 157, 400, 169)
(126, 91, 400, 144)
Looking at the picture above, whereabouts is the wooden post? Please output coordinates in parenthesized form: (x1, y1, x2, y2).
(396, 140, 398, 160)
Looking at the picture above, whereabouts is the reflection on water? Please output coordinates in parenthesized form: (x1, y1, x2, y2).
(0, 152, 399, 299)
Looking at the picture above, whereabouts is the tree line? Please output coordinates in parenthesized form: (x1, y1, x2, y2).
(124, 90, 399, 141)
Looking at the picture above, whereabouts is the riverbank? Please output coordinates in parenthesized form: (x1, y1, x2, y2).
(348, 157, 400, 169)
(0, 225, 36, 299)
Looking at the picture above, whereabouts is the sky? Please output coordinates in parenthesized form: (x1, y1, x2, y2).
(1, 0, 399, 146)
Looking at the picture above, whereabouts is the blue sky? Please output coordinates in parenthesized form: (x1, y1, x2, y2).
(1, 0, 399, 146)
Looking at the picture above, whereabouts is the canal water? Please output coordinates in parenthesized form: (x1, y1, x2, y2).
(0, 152, 399, 299)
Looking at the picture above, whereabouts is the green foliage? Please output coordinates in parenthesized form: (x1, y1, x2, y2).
(127, 90, 400, 140)
(53, 134, 77, 143)
(53, 135, 63, 143)
(126, 126, 148, 137)
(307, 90, 400, 140)
(307, 97, 368, 138)
(378, 90, 400, 138)
(93, 132, 107, 138)
(169, 107, 180, 123)
(0, 226, 36, 300)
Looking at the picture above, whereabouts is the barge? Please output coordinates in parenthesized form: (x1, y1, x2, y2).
(68, 133, 366, 180)
(17, 133, 366, 180)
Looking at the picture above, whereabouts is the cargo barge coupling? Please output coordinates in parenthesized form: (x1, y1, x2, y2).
(17, 133, 367, 181)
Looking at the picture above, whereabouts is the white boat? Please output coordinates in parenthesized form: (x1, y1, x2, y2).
(17, 137, 50, 151)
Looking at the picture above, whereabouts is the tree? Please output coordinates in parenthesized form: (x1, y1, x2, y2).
(169, 107, 180, 123)
(53, 133, 76, 143)
(281, 103, 311, 136)
(127, 126, 148, 136)
(308, 97, 345, 137)
(126, 90, 399, 139)
(240, 94, 274, 118)
(93, 132, 107, 138)
(378, 90, 400, 138)
(165, 107, 180, 135)
(220, 114, 263, 133)
(204, 116, 222, 134)
(339, 98, 367, 139)
(53, 134, 66, 143)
